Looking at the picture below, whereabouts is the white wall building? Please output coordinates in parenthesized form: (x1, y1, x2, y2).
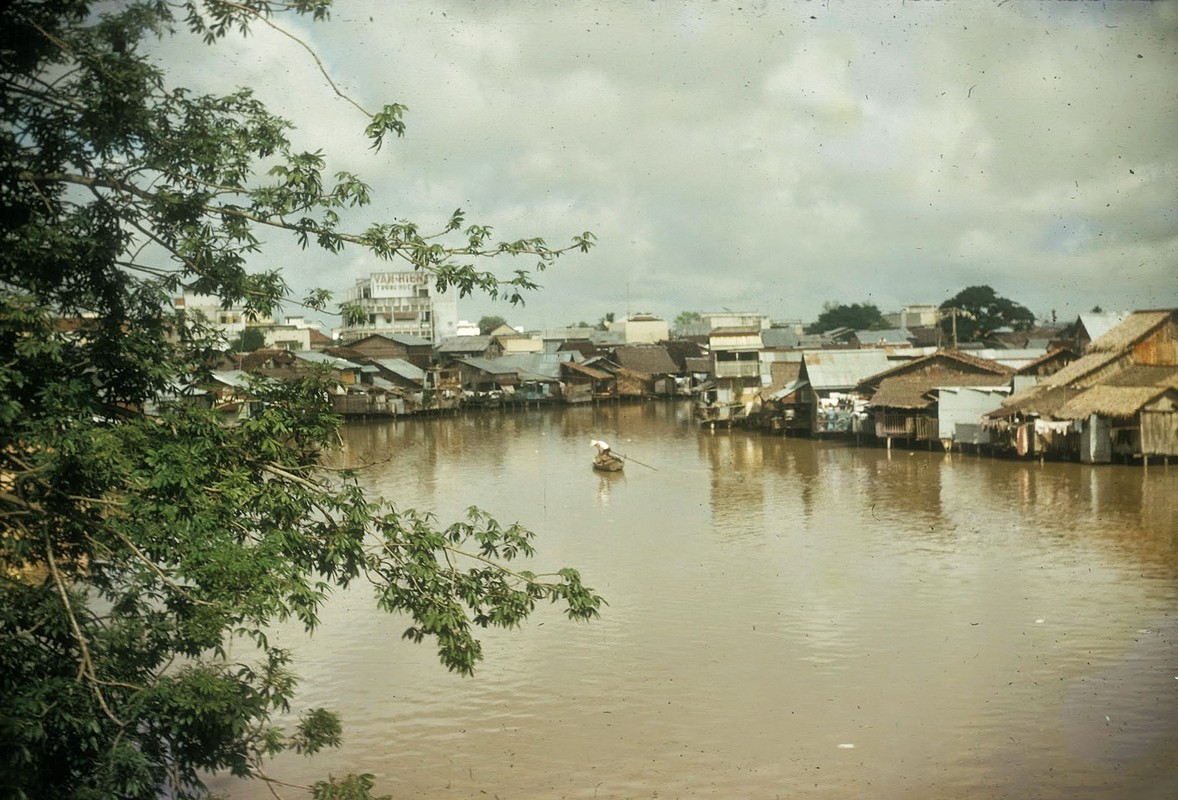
(608, 314, 670, 344)
(176, 292, 273, 342)
(884, 304, 941, 329)
(259, 325, 311, 351)
(336, 271, 459, 344)
(700, 311, 771, 331)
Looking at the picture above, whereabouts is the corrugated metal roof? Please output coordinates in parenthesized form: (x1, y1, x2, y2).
(437, 335, 494, 353)
(460, 356, 515, 374)
(855, 328, 913, 345)
(802, 349, 891, 390)
(209, 370, 251, 388)
(710, 326, 762, 346)
(1086, 309, 1174, 353)
(370, 377, 409, 392)
(293, 351, 363, 370)
(970, 347, 1050, 369)
(939, 385, 1011, 397)
(351, 332, 432, 347)
(461, 354, 568, 381)
(761, 328, 801, 349)
(538, 327, 597, 340)
(768, 379, 809, 400)
(1078, 311, 1131, 342)
(370, 358, 425, 382)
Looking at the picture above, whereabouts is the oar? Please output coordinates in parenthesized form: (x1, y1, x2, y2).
(614, 451, 658, 471)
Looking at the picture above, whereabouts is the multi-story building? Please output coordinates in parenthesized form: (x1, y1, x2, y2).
(176, 292, 273, 342)
(335, 271, 459, 344)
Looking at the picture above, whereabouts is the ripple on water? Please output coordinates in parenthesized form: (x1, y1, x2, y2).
(220, 409, 1178, 800)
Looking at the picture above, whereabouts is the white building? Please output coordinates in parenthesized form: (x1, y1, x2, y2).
(336, 271, 459, 344)
(608, 314, 670, 344)
(700, 311, 771, 331)
(176, 292, 273, 341)
(258, 324, 311, 351)
(884, 304, 941, 329)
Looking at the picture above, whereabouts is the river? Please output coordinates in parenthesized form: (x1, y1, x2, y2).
(216, 401, 1178, 799)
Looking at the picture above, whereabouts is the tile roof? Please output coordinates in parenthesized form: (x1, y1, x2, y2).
(867, 372, 1010, 410)
(859, 349, 1013, 389)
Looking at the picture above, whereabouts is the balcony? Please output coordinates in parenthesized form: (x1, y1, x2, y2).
(713, 361, 761, 380)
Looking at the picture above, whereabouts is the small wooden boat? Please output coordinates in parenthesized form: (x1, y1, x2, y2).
(593, 452, 625, 472)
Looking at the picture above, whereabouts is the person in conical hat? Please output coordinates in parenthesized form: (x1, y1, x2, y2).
(590, 439, 611, 456)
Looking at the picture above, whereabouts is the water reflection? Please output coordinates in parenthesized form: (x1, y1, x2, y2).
(215, 402, 1178, 800)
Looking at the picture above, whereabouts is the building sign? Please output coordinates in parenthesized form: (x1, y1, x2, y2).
(370, 271, 427, 299)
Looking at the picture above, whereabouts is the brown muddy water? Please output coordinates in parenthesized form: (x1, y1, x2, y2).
(215, 401, 1178, 799)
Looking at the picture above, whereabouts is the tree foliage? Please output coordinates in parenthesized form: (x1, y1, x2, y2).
(939, 285, 1036, 343)
(804, 302, 885, 335)
(232, 326, 267, 352)
(0, 3, 600, 799)
(673, 310, 702, 329)
(477, 315, 508, 335)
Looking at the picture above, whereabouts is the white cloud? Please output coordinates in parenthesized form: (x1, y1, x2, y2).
(147, 0, 1177, 327)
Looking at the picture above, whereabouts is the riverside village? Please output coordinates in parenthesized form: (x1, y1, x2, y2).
(170, 270, 1178, 467)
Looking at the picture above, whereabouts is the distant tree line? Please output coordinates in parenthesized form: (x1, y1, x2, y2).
(804, 285, 1036, 344)
(552, 286, 1042, 344)
(804, 302, 885, 335)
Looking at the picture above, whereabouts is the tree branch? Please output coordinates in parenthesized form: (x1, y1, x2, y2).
(44, 532, 125, 727)
(216, 0, 371, 118)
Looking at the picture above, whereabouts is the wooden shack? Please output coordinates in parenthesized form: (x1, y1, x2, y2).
(987, 309, 1178, 462)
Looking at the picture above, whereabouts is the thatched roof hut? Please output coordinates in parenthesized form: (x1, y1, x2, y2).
(994, 310, 1178, 420)
(1055, 386, 1174, 421)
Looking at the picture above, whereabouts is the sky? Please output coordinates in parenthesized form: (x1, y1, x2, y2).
(159, 0, 1177, 331)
